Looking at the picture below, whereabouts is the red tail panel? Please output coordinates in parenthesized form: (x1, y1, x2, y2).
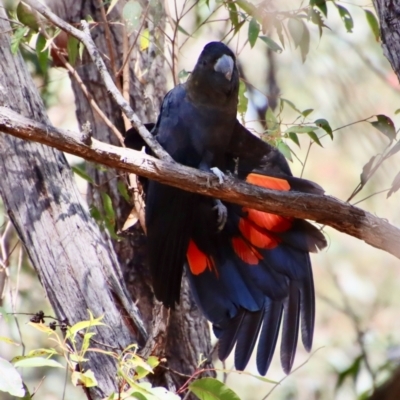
(187, 239, 215, 275)
(246, 173, 290, 191)
(232, 237, 263, 265)
(238, 218, 279, 249)
(244, 208, 292, 232)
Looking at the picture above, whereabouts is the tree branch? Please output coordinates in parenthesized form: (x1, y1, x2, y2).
(1, 106, 399, 260)
(22, 0, 171, 162)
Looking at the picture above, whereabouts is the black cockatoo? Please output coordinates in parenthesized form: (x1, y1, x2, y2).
(124, 41, 326, 375)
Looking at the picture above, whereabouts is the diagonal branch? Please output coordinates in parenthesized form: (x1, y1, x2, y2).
(1, 106, 400, 260)
(22, 0, 171, 162)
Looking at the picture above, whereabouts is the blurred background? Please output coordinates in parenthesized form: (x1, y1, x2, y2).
(1, 0, 400, 399)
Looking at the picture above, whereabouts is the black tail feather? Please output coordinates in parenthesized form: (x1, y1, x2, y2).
(234, 310, 264, 371)
(280, 283, 300, 374)
(257, 300, 283, 375)
(218, 310, 245, 362)
(300, 256, 315, 352)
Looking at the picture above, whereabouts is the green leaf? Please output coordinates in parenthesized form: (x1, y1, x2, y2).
(11, 26, 29, 54)
(287, 18, 304, 49)
(238, 80, 248, 120)
(140, 29, 150, 51)
(27, 348, 58, 358)
(12, 349, 58, 364)
(288, 132, 300, 147)
(307, 131, 323, 146)
(265, 107, 278, 131)
(336, 355, 363, 389)
(259, 36, 282, 52)
(370, 114, 396, 141)
(102, 193, 115, 222)
(299, 21, 310, 62)
(126, 381, 180, 400)
(309, 8, 326, 37)
(14, 357, 64, 369)
(178, 69, 190, 83)
(387, 170, 400, 198)
(314, 118, 333, 139)
(69, 354, 89, 363)
(81, 331, 96, 354)
(302, 109, 314, 117)
(236, 0, 257, 16)
(16, 2, 39, 32)
(273, 19, 285, 48)
(90, 205, 102, 222)
(35, 34, 48, 75)
(117, 181, 130, 202)
(281, 98, 301, 114)
(68, 311, 105, 337)
(0, 356, 25, 397)
(310, 0, 328, 17)
(277, 140, 292, 161)
(72, 166, 94, 184)
(189, 377, 241, 400)
(130, 393, 147, 400)
(395, 108, 400, 115)
(71, 369, 98, 388)
(177, 24, 190, 36)
(360, 155, 377, 185)
(386, 140, 400, 159)
(227, 2, 239, 32)
(365, 10, 380, 41)
(248, 17, 260, 48)
(337, 5, 354, 33)
(123, 0, 143, 32)
(146, 356, 160, 369)
(285, 126, 317, 134)
(0, 336, 20, 346)
(67, 36, 79, 66)
(28, 322, 55, 334)
(149, 0, 163, 25)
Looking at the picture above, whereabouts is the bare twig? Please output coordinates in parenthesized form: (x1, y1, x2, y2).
(97, 0, 118, 79)
(46, 37, 125, 144)
(261, 348, 324, 399)
(23, 0, 171, 162)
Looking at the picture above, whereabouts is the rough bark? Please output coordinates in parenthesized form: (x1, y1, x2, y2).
(0, 8, 146, 399)
(368, 2, 400, 398)
(1, 106, 400, 261)
(45, 0, 213, 392)
(373, 0, 400, 83)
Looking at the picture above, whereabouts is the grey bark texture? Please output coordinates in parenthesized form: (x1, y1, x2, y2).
(47, 0, 213, 393)
(0, 0, 213, 397)
(0, 7, 146, 399)
(369, 1, 400, 398)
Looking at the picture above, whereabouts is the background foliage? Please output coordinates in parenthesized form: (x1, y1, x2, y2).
(1, 0, 400, 399)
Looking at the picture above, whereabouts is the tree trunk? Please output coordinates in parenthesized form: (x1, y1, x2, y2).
(47, 0, 213, 392)
(0, 0, 213, 396)
(368, 2, 400, 398)
(373, 0, 400, 83)
(0, 8, 146, 399)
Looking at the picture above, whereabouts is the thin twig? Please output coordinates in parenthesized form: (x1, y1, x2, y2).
(43, 30, 125, 145)
(261, 347, 324, 399)
(116, 5, 150, 78)
(23, 0, 171, 161)
(97, 0, 118, 80)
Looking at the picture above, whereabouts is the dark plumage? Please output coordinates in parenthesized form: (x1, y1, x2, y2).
(124, 41, 326, 376)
